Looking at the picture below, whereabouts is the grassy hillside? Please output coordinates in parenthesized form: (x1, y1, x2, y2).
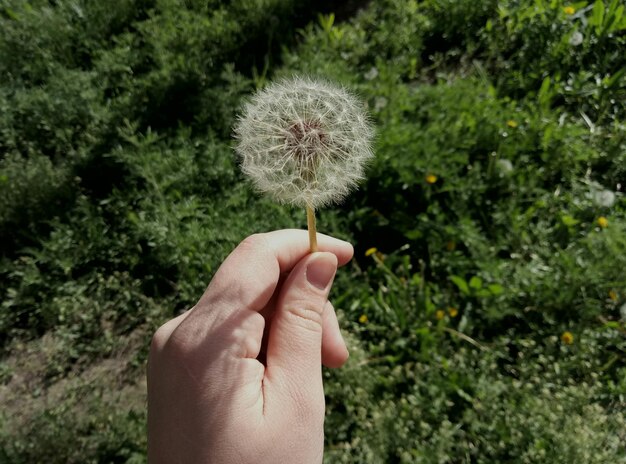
(1, 0, 625, 462)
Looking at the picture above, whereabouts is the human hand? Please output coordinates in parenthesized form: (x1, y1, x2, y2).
(147, 230, 353, 463)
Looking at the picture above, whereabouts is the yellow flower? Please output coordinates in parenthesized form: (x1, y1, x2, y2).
(446, 240, 457, 251)
(597, 216, 608, 228)
(563, 6, 575, 15)
(448, 307, 458, 318)
(506, 119, 518, 128)
(365, 247, 378, 257)
(561, 331, 574, 345)
(609, 290, 618, 302)
(435, 310, 445, 321)
(425, 174, 438, 184)
(358, 314, 368, 324)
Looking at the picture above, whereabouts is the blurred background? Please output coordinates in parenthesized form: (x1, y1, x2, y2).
(0, 0, 625, 462)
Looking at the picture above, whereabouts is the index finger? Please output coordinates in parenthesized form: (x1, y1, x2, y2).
(198, 229, 353, 313)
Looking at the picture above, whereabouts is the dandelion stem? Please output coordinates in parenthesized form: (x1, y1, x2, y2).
(306, 204, 318, 253)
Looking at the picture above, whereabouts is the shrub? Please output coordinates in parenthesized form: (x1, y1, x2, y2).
(1, 1, 625, 462)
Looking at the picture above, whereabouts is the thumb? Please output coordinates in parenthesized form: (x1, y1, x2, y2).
(265, 252, 337, 401)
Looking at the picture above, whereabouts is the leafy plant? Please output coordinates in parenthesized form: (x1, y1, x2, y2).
(1, 1, 625, 462)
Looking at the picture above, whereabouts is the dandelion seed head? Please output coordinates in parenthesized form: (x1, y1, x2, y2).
(496, 158, 514, 176)
(364, 67, 379, 81)
(569, 31, 584, 46)
(592, 189, 615, 208)
(234, 76, 374, 209)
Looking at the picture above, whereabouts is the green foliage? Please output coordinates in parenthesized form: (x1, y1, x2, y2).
(324, 333, 626, 463)
(486, 0, 626, 122)
(1, 0, 625, 462)
(0, 378, 147, 463)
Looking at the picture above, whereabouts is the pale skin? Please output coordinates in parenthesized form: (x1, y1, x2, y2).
(148, 229, 353, 463)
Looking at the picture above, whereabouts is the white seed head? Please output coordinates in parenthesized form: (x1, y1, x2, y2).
(592, 189, 615, 208)
(234, 76, 374, 209)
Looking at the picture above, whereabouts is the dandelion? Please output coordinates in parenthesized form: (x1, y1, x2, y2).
(495, 158, 514, 175)
(561, 331, 574, 345)
(569, 31, 584, 46)
(592, 189, 615, 208)
(374, 96, 388, 112)
(563, 6, 575, 15)
(425, 174, 438, 184)
(365, 247, 378, 257)
(435, 310, 445, 321)
(234, 76, 374, 252)
(364, 67, 379, 81)
(506, 120, 518, 128)
(597, 216, 609, 228)
(358, 314, 368, 324)
(448, 307, 458, 318)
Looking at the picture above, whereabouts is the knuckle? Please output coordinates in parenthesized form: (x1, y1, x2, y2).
(150, 323, 170, 355)
(149, 311, 191, 356)
(283, 300, 324, 333)
(239, 233, 268, 251)
(166, 323, 202, 359)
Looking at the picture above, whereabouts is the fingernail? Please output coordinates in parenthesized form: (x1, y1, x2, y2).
(307, 254, 337, 290)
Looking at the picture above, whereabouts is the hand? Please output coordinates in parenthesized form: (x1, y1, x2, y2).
(147, 230, 353, 463)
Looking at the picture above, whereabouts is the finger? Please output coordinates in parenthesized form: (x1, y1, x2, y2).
(321, 301, 349, 368)
(264, 252, 337, 402)
(149, 311, 190, 356)
(258, 298, 348, 368)
(173, 230, 352, 358)
(195, 229, 351, 316)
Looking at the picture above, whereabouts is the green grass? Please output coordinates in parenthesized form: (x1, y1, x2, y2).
(1, 0, 625, 462)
